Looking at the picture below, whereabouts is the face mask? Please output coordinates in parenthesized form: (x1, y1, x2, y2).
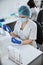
(21, 18, 27, 22)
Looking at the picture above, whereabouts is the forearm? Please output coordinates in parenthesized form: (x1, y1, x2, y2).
(10, 32, 18, 38)
(22, 39, 32, 45)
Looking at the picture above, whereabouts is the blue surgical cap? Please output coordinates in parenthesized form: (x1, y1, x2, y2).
(18, 5, 31, 18)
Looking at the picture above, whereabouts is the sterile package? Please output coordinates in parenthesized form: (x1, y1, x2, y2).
(8, 45, 23, 65)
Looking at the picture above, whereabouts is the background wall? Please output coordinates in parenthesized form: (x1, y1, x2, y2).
(0, 0, 28, 18)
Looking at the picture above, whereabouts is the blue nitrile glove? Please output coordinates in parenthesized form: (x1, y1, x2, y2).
(11, 37, 21, 44)
(3, 25, 12, 33)
(0, 18, 5, 22)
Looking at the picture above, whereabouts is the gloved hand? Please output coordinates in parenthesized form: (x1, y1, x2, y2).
(11, 37, 21, 44)
(3, 25, 12, 33)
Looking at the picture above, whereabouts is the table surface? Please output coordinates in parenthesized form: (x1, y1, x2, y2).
(0, 32, 43, 65)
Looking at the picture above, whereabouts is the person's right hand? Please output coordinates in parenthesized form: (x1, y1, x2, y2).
(3, 25, 12, 33)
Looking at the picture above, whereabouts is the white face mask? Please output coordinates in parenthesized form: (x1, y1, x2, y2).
(34, 0, 41, 7)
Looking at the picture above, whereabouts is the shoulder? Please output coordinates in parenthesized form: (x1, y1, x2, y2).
(29, 19, 37, 28)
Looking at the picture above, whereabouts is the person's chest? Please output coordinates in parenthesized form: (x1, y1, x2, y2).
(17, 22, 32, 39)
(20, 22, 28, 30)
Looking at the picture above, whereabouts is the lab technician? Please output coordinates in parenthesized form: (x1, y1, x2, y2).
(27, 0, 41, 21)
(3, 5, 37, 48)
